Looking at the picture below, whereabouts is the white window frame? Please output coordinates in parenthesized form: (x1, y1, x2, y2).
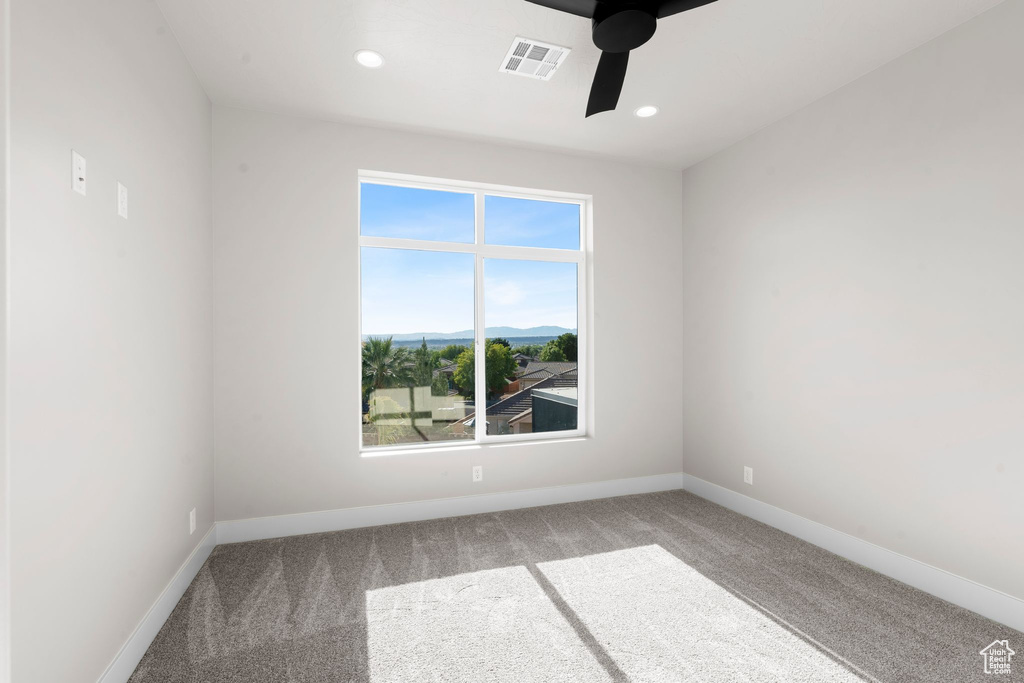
(357, 169, 591, 454)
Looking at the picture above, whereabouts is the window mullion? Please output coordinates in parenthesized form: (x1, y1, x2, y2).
(358, 236, 476, 253)
(474, 193, 486, 443)
(477, 244, 583, 263)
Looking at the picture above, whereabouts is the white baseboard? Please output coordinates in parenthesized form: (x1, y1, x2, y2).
(216, 472, 686, 544)
(99, 470, 1019, 683)
(97, 473, 684, 682)
(97, 524, 217, 683)
(682, 474, 1024, 633)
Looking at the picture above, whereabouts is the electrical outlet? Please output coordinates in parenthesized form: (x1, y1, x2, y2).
(72, 150, 87, 196)
(117, 181, 128, 219)
(472, 465, 483, 483)
(743, 466, 754, 486)
(189, 508, 196, 535)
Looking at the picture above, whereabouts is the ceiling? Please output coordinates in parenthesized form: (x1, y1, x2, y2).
(155, 0, 1003, 168)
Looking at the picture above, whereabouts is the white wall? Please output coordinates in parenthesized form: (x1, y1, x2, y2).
(0, 0, 9, 679)
(679, 0, 1023, 600)
(213, 105, 683, 522)
(8, 0, 213, 680)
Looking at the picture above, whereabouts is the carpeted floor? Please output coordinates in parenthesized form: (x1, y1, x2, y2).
(129, 490, 1021, 682)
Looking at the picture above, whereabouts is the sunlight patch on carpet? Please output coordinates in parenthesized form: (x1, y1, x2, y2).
(536, 545, 869, 682)
(365, 565, 613, 682)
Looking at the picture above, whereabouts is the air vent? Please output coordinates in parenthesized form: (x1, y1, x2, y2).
(500, 36, 570, 81)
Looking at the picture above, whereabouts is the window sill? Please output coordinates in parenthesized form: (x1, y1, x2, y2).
(359, 433, 588, 458)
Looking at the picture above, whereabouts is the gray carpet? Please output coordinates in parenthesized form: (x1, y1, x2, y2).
(129, 490, 1021, 682)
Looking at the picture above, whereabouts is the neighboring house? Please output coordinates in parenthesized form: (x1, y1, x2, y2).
(432, 359, 459, 395)
(531, 386, 578, 432)
(456, 368, 577, 435)
(519, 361, 577, 389)
(512, 352, 535, 370)
(434, 358, 457, 379)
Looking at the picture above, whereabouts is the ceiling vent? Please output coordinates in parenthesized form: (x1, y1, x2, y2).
(500, 37, 571, 81)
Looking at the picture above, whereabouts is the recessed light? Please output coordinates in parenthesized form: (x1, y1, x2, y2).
(355, 50, 384, 69)
(634, 105, 659, 118)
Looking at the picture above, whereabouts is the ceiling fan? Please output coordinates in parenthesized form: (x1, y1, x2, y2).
(525, 0, 718, 117)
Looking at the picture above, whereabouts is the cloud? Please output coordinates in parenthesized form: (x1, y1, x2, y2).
(487, 280, 527, 306)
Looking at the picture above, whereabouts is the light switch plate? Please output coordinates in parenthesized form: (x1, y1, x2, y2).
(117, 181, 128, 219)
(72, 150, 87, 196)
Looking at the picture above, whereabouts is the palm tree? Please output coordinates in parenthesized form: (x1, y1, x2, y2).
(362, 337, 412, 397)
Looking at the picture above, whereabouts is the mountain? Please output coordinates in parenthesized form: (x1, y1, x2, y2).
(364, 326, 577, 342)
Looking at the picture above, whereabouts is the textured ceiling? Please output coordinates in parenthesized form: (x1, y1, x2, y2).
(156, 0, 1004, 168)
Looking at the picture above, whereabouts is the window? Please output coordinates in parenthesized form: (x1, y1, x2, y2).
(359, 172, 588, 451)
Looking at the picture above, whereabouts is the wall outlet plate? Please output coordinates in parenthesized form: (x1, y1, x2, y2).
(472, 465, 483, 483)
(743, 466, 754, 485)
(189, 508, 197, 535)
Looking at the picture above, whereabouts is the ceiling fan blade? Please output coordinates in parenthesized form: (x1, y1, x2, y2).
(524, 0, 599, 19)
(657, 0, 717, 19)
(586, 50, 629, 117)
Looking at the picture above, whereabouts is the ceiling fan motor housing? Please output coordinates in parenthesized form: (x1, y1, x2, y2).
(592, 2, 658, 53)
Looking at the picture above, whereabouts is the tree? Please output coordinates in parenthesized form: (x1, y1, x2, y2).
(411, 338, 436, 388)
(511, 343, 543, 358)
(488, 337, 511, 349)
(552, 333, 578, 361)
(362, 337, 412, 398)
(453, 342, 520, 400)
(539, 342, 566, 362)
(486, 344, 518, 397)
(431, 374, 450, 397)
(438, 344, 469, 361)
(453, 349, 475, 398)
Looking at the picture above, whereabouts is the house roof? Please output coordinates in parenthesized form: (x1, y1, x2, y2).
(519, 361, 578, 382)
(458, 369, 576, 424)
(434, 359, 457, 377)
(507, 408, 533, 426)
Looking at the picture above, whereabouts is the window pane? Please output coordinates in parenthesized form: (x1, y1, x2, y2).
(482, 259, 578, 436)
(360, 182, 475, 243)
(361, 248, 476, 447)
(484, 195, 580, 250)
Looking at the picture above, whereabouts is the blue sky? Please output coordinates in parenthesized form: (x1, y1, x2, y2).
(360, 183, 579, 336)
(361, 184, 475, 242)
(360, 183, 580, 249)
(361, 248, 474, 336)
(361, 249, 577, 336)
(484, 195, 580, 250)
(485, 259, 577, 331)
